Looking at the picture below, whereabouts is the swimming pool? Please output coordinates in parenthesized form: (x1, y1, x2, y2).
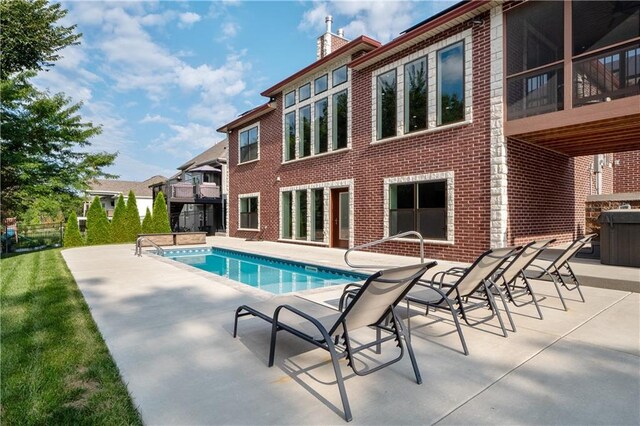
(163, 247, 368, 295)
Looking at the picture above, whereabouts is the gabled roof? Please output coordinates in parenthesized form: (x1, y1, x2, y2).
(260, 35, 381, 97)
(349, 0, 493, 70)
(87, 175, 167, 198)
(217, 102, 276, 133)
(177, 139, 228, 171)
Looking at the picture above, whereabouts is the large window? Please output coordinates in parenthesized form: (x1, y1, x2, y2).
(314, 98, 328, 154)
(506, 1, 564, 119)
(377, 69, 397, 140)
(283, 63, 351, 162)
(239, 125, 259, 163)
(299, 106, 311, 157)
(311, 189, 324, 242)
(389, 181, 446, 240)
(437, 42, 465, 125)
(284, 90, 296, 108)
(296, 190, 307, 240)
(404, 57, 427, 133)
(332, 65, 348, 87)
(285, 112, 296, 161)
(332, 90, 348, 150)
(572, 1, 639, 56)
(239, 196, 258, 230)
(282, 191, 292, 239)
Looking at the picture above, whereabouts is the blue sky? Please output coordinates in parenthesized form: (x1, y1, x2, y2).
(34, 1, 456, 180)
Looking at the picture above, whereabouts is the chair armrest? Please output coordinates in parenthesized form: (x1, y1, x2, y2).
(272, 304, 333, 342)
(339, 283, 363, 311)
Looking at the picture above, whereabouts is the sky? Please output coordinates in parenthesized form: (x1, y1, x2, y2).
(34, 1, 456, 181)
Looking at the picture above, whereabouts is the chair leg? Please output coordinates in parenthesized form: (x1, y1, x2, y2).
(391, 308, 422, 384)
(268, 321, 279, 367)
(446, 298, 469, 355)
(522, 274, 544, 320)
(326, 338, 353, 422)
(549, 270, 568, 311)
(485, 284, 508, 338)
(565, 263, 586, 302)
(233, 307, 242, 338)
(493, 283, 517, 332)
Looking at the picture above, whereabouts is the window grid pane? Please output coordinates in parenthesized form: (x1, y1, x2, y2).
(377, 70, 397, 139)
(404, 57, 428, 133)
(285, 112, 296, 161)
(314, 98, 328, 154)
(299, 106, 311, 157)
(437, 42, 465, 126)
(314, 74, 328, 94)
(332, 90, 348, 150)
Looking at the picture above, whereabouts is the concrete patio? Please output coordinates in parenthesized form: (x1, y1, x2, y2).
(62, 237, 640, 425)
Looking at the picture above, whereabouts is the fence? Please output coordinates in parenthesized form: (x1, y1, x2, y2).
(2, 222, 64, 252)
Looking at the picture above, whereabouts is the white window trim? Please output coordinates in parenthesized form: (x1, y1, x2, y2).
(279, 179, 355, 247)
(383, 172, 455, 245)
(371, 29, 473, 144)
(238, 192, 260, 231)
(238, 122, 260, 165)
(281, 58, 352, 164)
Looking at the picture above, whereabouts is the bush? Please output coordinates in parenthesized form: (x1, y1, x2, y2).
(63, 211, 84, 247)
(85, 198, 111, 245)
(110, 195, 127, 243)
(141, 208, 153, 233)
(151, 192, 171, 233)
(124, 190, 141, 241)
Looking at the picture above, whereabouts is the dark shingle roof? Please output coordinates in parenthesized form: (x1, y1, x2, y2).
(178, 140, 228, 171)
(88, 175, 167, 198)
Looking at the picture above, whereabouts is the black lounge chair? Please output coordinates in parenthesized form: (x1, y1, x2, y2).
(404, 247, 520, 356)
(522, 234, 595, 310)
(493, 239, 556, 320)
(233, 262, 437, 422)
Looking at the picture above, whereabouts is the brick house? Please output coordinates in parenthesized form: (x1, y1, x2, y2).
(218, 1, 640, 262)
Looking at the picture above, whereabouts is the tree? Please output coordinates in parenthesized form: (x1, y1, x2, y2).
(63, 211, 84, 247)
(141, 208, 153, 234)
(85, 197, 111, 245)
(110, 194, 127, 243)
(0, 0, 81, 79)
(151, 192, 171, 233)
(124, 190, 141, 241)
(0, 0, 116, 220)
(1, 75, 116, 218)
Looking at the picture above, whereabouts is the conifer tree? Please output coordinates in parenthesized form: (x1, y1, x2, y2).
(124, 190, 141, 241)
(63, 211, 84, 247)
(85, 197, 111, 245)
(152, 192, 171, 233)
(141, 208, 153, 233)
(110, 194, 127, 243)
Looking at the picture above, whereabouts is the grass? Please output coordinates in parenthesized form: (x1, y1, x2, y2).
(1, 248, 142, 425)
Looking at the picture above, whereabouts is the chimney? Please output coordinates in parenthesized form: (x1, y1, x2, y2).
(316, 15, 349, 60)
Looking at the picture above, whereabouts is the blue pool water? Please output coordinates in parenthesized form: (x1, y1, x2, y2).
(164, 247, 368, 295)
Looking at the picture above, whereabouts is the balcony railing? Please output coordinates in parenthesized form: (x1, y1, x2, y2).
(170, 183, 221, 200)
(573, 43, 640, 107)
(507, 64, 564, 120)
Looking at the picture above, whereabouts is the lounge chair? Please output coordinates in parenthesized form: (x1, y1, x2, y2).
(404, 247, 520, 355)
(233, 262, 437, 422)
(493, 239, 556, 320)
(522, 234, 595, 310)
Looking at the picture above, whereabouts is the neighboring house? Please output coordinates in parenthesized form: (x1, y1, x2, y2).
(151, 140, 228, 235)
(84, 175, 167, 219)
(218, 1, 640, 262)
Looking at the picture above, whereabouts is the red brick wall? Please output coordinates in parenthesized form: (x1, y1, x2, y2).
(613, 150, 640, 193)
(506, 139, 592, 246)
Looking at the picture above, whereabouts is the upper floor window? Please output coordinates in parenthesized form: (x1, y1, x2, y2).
(239, 195, 259, 230)
(332, 65, 348, 87)
(239, 124, 259, 163)
(437, 42, 465, 126)
(404, 57, 427, 133)
(284, 90, 296, 108)
(377, 69, 397, 140)
(299, 83, 311, 101)
(299, 105, 312, 157)
(315, 74, 328, 94)
(285, 112, 296, 161)
(314, 98, 328, 154)
(332, 90, 348, 150)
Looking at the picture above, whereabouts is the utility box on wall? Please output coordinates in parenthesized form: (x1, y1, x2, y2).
(598, 209, 640, 267)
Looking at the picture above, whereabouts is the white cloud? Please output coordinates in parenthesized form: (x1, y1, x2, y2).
(178, 12, 201, 28)
(156, 123, 223, 158)
(299, 1, 452, 43)
(140, 114, 173, 124)
(221, 21, 240, 38)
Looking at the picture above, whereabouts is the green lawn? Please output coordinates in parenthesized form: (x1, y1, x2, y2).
(1, 249, 142, 425)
